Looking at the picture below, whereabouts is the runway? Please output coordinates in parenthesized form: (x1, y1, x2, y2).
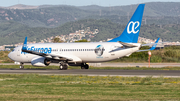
(90, 63, 180, 67)
(1, 63, 180, 67)
(1, 63, 180, 77)
(0, 69, 180, 77)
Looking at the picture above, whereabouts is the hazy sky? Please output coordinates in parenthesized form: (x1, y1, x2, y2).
(0, 0, 180, 7)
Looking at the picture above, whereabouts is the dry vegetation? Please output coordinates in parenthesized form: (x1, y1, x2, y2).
(0, 51, 13, 63)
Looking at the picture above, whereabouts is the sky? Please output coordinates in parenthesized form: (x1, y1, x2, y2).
(0, 0, 180, 7)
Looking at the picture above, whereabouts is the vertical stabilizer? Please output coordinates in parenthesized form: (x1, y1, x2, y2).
(108, 4, 145, 43)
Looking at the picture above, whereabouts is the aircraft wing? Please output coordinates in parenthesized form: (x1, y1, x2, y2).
(22, 37, 73, 61)
(136, 37, 160, 52)
(140, 38, 168, 47)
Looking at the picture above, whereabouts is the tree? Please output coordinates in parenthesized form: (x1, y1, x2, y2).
(52, 37, 64, 43)
(75, 39, 89, 42)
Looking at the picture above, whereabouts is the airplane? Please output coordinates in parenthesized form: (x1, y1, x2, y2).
(8, 4, 159, 70)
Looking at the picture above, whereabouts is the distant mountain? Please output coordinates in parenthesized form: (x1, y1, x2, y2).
(0, 19, 180, 46)
(0, 2, 180, 28)
(79, 2, 180, 16)
(5, 4, 38, 9)
(0, 2, 180, 45)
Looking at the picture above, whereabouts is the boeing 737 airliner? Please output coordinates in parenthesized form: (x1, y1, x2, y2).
(8, 4, 158, 70)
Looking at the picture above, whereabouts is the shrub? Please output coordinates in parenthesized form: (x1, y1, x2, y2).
(150, 55, 162, 63)
(164, 50, 176, 57)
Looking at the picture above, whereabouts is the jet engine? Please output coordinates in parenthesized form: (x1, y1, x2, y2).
(31, 56, 51, 67)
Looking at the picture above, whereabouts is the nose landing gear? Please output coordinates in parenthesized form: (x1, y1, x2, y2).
(20, 63, 24, 69)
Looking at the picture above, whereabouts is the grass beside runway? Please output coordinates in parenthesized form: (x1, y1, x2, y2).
(0, 74, 180, 100)
(1, 65, 180, 70)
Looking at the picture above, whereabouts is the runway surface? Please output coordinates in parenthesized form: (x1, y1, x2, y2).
(90, 63, 180, 67)
(1, 63, 180, 77)
(0, 69, 180, 77)
(1, 63, 180, 67)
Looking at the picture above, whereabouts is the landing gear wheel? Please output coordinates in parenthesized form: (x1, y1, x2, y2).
(20, 65, 24, 69)
(59, 63, 68, 70)
(81, 64, 89, 69)
(20, 63, 24, 69)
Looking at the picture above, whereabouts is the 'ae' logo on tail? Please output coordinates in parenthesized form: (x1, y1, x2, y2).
(127, 21, 140, 34)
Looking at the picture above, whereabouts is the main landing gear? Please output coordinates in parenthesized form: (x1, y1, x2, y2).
(20, 63, 24, 69)
(59, 62, 68, 70)
(81, 63, 89, 69)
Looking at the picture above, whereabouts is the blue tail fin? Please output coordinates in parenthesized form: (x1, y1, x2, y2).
(108, 4, 145, 43)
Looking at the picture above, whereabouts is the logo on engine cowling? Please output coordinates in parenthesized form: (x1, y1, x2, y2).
(95, 45, 104, 57)
(127, 21, 140, 34)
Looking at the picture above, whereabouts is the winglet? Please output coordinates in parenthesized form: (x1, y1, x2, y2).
(137, 37, 160, 52)
(22, 37, 27, 51)
(149, 37, 160, 50)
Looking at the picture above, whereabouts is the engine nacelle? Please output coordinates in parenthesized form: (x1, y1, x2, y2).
(31, 57, 51, 67)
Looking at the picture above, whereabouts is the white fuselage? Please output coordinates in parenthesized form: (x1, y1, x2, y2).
(8, 42, 141, 64)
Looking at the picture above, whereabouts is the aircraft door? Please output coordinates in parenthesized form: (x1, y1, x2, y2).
(110, 45, 116, 56)
(110, 45, 122, 56)
(17, 49, 21, 56)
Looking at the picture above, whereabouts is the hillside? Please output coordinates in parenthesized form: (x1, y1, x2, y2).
(0, 2, 180, 27)
(0, 19, 180, 45)
(79, 2, 180, 16)
(0, 2, 180, 45)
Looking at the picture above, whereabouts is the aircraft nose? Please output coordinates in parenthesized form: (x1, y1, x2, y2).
(8, 52, 13, 60)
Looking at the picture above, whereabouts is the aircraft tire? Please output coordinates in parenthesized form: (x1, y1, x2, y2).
(59, 64, 68, 70)
(20, 65, 24, 69)
(81, 64, 89, 69)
